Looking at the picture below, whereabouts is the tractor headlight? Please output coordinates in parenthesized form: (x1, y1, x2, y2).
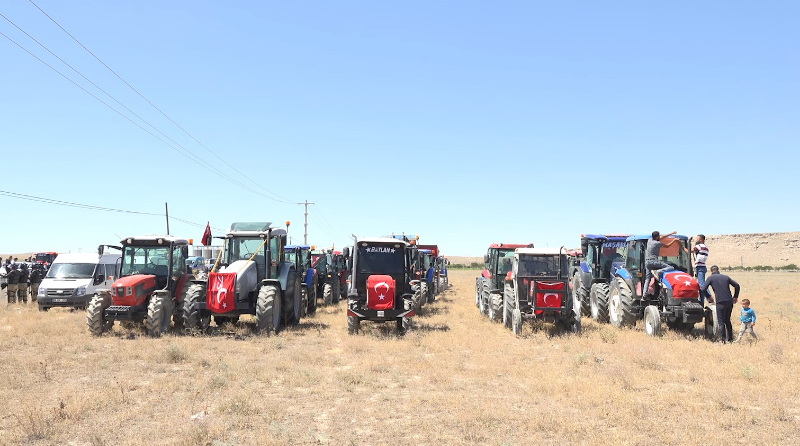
(38, 287, 46, 297)
(76, 285, 87, 296)
(126, 287, 132, 296)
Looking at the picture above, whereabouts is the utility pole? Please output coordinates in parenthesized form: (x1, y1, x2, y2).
(165, 202, 170, 235)
(297, 200, 315, 245)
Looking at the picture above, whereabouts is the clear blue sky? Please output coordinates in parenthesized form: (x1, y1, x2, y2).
(1, 1, 797, 256)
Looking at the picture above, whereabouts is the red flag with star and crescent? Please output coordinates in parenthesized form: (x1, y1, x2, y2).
(662, 272, 700, 298)
(532, 281, 565, 314)
(201, 222, 212, 246)
(366, 275, 395, 310)
(207, 272, 236, 313)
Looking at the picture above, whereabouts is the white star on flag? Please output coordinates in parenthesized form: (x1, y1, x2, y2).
(379, 294, 385, 300)
(684, 281, 691, 286)
(222, 302, 227, 308)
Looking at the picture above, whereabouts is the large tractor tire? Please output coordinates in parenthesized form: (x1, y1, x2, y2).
(173, 286, 188, 332)
(512, 308, 522, 336)
(411, 283, 422, 313)
(590, 283, 610, 323)
(608, 279, 637, 328)
(439, 276, 445, 294)
(332, 280, 340, 304)
(323, 283, 333, 306)
(182, 283, 210, 333)
(300, 287, 308, 318)
(284, 272, 302, 325)
(644, 305, 662, 337)
(704, 305, 719, 341)
(428, 280, 436, 304)
(399, 299, 413, 334)
(255, 284, 281, 334)
(572, 274, 590, 316)
(488, 293, 502, 323)
(570, 309, 582, 334)
(503, 283, 515, 329)
(475, 279, 482, 309)
(307, 277, 318, 315)
(146, 292, 174, 337)
(418, 282, 428, 312)
(86, 292, 112, 336)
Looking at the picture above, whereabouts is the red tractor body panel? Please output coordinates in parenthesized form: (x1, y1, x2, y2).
(110, 275, 157, 306)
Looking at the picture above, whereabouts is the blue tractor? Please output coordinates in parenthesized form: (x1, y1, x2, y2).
(284, 245, 318, 317)
(569, 234, 629, 323)
(607, 235, 706, 336)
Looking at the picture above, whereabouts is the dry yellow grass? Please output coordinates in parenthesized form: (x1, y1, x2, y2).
(0, 270, 798, 445)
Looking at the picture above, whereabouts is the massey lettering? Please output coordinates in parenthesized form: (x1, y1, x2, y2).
(365, 246, 396, 253)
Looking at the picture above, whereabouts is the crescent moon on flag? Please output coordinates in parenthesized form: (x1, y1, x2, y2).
(374, 281, 390, 294)
(672, 274, 693, 282)
(543, 292, 558, 305)
(215, 276, 227, 304)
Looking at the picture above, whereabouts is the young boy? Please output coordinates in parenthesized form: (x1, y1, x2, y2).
(736, 299, 758, 342)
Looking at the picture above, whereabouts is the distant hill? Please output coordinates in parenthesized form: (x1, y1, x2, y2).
(447, 231, 800, 268)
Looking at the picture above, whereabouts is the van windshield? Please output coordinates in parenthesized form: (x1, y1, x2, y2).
(46, 263, 96, 279)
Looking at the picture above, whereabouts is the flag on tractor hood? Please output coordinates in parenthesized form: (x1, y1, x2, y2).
(662, 272, 700, 298)
(532, 281, 565, 314)
(367, 274, 395, 310)
(202, 222, 212, 246)
(207, 272, 236, 313)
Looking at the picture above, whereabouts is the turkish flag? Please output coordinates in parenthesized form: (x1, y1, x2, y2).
(662, 272, 700, 299)
(201, 222, 212, 246)
(366, 274, 395, 310)
(532, 281, 564, 314)
(207, 272, 236, 313)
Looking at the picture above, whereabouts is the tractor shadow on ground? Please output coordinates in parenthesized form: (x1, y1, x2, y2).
(412, 322, 450, 333)
(416, 305, 450, 318)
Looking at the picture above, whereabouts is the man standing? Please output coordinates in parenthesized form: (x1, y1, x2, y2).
(18, 263, 29, 303)
(644, 231, 681, 295)
(29, 264, 44, 303)
(6, 264, 20, 304)
(703, 265, 740, 343)
(693, 234, 710, 306)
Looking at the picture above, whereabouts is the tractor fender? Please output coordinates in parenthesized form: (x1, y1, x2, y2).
(275, 262, 294, 291)
(173, 273, 194, 302)
(579, 261, 590, 274)
(305, 267, 316, 288)
(426, 267, 434, 283)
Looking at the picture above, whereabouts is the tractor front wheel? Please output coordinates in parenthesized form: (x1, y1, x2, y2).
(590, 283, 610, 323)
(704, 306, 719, 341)
(347, 315, 360, 335)
(146, 293, 174, 337)
(323, 283, 333, 306)
(573, 274, 590, 316)
(503, 283, 514, 329)
(86, 292, 112, 336)
(332, 280, 340, 304)
(418, 282, 428, 312)
(512, 308, 522, 336)
(609, 279, 637, 328)
(182, 283, 210, 333)
(644, 305, 662, 337)
(255, 285, 280, 334)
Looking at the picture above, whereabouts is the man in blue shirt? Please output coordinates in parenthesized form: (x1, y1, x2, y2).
(702, 265, 740, 343)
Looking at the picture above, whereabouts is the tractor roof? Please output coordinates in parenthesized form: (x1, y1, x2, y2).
(581, 234, 630, 241)
(489, 243, 534, 249)
(627, 234, 689, 241)
(120, 235, 188, 246)
(358, 237, 410, 246)
(229, 222, 271, 232)
(419, 249, 432, 254)
(284, 245, 311, 250)
(515, 247, 565, 256)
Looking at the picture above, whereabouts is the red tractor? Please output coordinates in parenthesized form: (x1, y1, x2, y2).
(86, 236, 193, 336)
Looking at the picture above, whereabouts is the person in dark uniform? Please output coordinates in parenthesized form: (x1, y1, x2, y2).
(18, 263, 29, 303)
(702, 265, 740, 343)
(7, 264, 20, 304)
(29, 264, 44, 303)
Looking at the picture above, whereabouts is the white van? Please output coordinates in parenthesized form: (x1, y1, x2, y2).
(38, 252, 121, 311)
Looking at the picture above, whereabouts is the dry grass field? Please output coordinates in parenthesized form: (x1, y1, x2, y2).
(1, 270, 798, 445)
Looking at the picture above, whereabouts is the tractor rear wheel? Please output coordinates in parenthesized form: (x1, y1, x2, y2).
(609, 279, 637, 328)
(644, 305, 662, 337)
(86, 292, 112, 336)
(590, 283, 610, 323)
(284, 272, 301, 325)
(419, 282, 428, 311)
(146, 293, 174, 337)
(488, 293, 502, 323)
(503, 283, 514, 329)
(255, 284, 280, 334)
(308, 277, 318, 315)
(512, 308, 522, 336)
(300, 287, 308, 318)
(323, 283, 333, 306)
(347, 314, 360, 335)
(182, 283, 210, 333)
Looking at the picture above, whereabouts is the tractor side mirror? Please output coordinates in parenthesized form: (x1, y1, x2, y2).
(483, 254, 489, 264)
(181, 246, 189, 258)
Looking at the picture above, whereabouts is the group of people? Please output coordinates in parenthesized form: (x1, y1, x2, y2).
(1, 258, 47, 304)
(645, 232, 758, 344)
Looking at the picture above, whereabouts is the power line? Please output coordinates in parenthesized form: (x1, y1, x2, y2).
(27, 0, 296, 205)
(0, 189, 224, 232)
(311, 203, 346, 240)
(0, 28, 284, 203)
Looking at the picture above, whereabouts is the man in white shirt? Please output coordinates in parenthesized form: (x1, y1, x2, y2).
(692, 234, 710, 306)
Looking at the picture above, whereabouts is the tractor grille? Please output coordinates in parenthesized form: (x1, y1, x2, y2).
(47, 288, 75, 297)
(106, 305, 132, 313)
(682, 301, 703, 313)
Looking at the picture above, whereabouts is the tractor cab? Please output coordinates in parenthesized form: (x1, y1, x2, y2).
(482, 243, 534, 292)
(218, 222, 287, 298)
(310, 249, 332, 277)
(580, 234, 629, 283)
(621, 235, 694, 298)
(285, 244, 316, 293)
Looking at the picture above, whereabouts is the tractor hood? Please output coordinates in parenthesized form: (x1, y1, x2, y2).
(218, 260, 256, 300)
(110, 274, 157, 306)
